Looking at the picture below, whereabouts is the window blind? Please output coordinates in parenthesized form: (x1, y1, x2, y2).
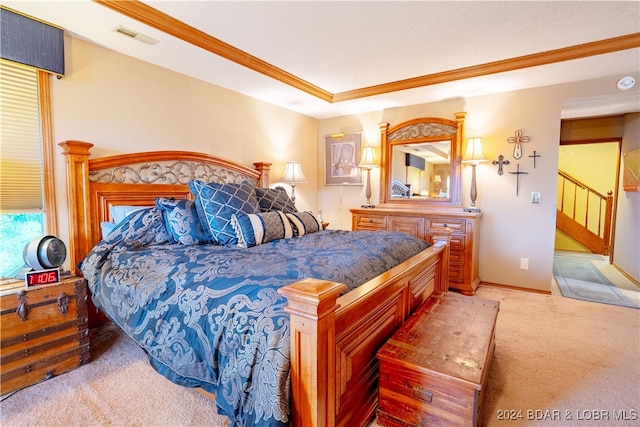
(0, 59, 43, 212)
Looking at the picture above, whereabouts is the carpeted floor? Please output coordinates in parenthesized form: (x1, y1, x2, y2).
(553, 251, 639, 309)
(2, 286, 639, 427)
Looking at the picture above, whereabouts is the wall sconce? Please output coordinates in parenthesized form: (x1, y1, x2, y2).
(358, 146, 379, 208)
(462, 137, 488, 212)
(433, 174, 442, 193)
(282, 161, 307, 203)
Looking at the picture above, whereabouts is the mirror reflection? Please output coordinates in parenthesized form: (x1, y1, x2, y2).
(390, 140, 452, 199)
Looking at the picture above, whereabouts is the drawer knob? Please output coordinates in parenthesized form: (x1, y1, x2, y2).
(443, 223, 448, 227)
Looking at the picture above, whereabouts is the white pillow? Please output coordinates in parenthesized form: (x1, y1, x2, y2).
(110, 205, 147, 224)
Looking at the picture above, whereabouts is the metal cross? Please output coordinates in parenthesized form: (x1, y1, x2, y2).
(507, 129, 530, 159)
(508, 163, 528, 196)
(492, 154, 510, 175)
(529, 150, 541, 168)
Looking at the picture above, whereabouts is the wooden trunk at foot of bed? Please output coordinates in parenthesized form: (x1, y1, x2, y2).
(279, 240, 448, 427)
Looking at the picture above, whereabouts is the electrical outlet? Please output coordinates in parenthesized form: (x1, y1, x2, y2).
(520, 258, 529, 270)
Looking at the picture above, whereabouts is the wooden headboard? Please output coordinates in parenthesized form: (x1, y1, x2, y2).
(59, 140, 271, 274)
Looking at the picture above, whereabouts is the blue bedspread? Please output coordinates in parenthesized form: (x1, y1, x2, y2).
(81, 207, 429, 426)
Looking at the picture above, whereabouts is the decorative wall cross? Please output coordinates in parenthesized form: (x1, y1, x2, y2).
(492, 155, 510, 175)
(507, 129, 530, 159)
(508, 163, 528, 196)
(529, 150, 541, 168)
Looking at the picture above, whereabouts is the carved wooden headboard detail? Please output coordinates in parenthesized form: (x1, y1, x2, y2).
(59, 140, 271, 274)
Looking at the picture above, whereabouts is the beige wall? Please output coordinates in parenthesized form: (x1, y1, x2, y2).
(615, 113, 640, 280)
(318, 76, 640, 291)
(51, 37, 318, 269)
(50, 36, 639, 290)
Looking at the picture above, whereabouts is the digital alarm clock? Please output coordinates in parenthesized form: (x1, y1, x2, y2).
(21, 236, 67, 287)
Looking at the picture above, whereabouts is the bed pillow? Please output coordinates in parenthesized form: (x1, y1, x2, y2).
(286, 211, 324, 236)
(189, 179, 260, 245)
(100, 221, 117, 240)
(155, 197, 209, 245)
(254, 187, 297, 213)
(102, 206, 171, 246)
(110, 205, 148, 224)
(231, 210, 293, 248)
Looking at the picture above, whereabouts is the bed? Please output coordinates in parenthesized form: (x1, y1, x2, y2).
(60, 141, 449, 427)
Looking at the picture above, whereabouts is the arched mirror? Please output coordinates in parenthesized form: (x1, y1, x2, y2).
(379, 113, 466, 208)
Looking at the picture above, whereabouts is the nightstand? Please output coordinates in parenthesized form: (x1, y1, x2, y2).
(0, 276, 90, 397)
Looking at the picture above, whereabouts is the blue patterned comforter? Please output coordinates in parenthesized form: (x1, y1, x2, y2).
(81, 207, 429, 426)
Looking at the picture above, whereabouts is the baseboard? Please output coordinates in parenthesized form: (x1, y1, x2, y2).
(612, 263, 640, 288)
(479, 281, 552, 295)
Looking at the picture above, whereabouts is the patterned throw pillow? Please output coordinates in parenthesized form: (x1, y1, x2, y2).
(254, 187, 297, 213)
(189, 180, 260, 245)
(286, 211, 324, 236)
(231, 211, 293, 248)
(155, 197, 209, 245)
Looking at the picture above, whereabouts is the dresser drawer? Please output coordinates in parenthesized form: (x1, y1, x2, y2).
(426, 217, 466, 233)
(426, 234, 465, 253)
(354, 214, 387, 230)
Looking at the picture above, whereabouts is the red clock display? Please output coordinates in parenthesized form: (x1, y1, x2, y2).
(25, 268, 60, 287)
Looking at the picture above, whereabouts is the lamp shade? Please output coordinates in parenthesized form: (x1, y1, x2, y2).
(462, 137, 488, 164)
(358, 146, 379, 169)
(282, 162, 307, 184)
(434, 175, 442, 183)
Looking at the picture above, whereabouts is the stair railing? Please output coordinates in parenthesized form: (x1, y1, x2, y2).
(557, 170, 613, 254)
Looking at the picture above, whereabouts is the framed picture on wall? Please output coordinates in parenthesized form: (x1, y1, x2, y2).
(324, 132, 363, 185)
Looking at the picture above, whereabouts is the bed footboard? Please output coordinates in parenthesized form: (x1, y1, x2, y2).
(278, 241, 448, 427)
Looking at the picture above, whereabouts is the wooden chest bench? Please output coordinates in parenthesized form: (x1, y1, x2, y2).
(1, 277, 90, 397)
(376, 293, 499, 426)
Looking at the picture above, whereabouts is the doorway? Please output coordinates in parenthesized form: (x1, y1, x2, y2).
(554, 139, 621, 260)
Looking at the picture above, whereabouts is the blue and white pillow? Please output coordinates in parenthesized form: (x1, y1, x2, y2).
(155, 197, 209, 245)
(189, 180, 260, 245)
(254, 187, 297, 213)
(231, 211, 293, 248)
(286, 211, 324, 236)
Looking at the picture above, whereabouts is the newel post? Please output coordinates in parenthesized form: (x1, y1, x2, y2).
(58, 140, 93, 275)
(278, 278, 346, 427)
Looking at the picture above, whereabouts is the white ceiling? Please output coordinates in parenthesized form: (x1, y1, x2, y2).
(3, 0, 639, 119)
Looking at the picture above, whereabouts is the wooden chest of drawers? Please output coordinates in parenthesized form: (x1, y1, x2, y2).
(351, 207, 481, 295)
(0, 277, 90, 396)
(376, 293, 499, 427)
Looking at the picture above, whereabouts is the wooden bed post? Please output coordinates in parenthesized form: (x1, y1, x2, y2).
(58, 141, 93, 275)
(278, 278, 347, 427)
(253, 162, 271, 187)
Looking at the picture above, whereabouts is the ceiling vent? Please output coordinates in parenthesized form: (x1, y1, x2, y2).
(114, 26, 158, 45)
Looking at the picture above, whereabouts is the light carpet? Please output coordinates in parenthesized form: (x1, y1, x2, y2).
(2, 286, 638, 427)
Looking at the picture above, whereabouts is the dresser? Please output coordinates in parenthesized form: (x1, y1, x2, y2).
(351, 206, 481, 295)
